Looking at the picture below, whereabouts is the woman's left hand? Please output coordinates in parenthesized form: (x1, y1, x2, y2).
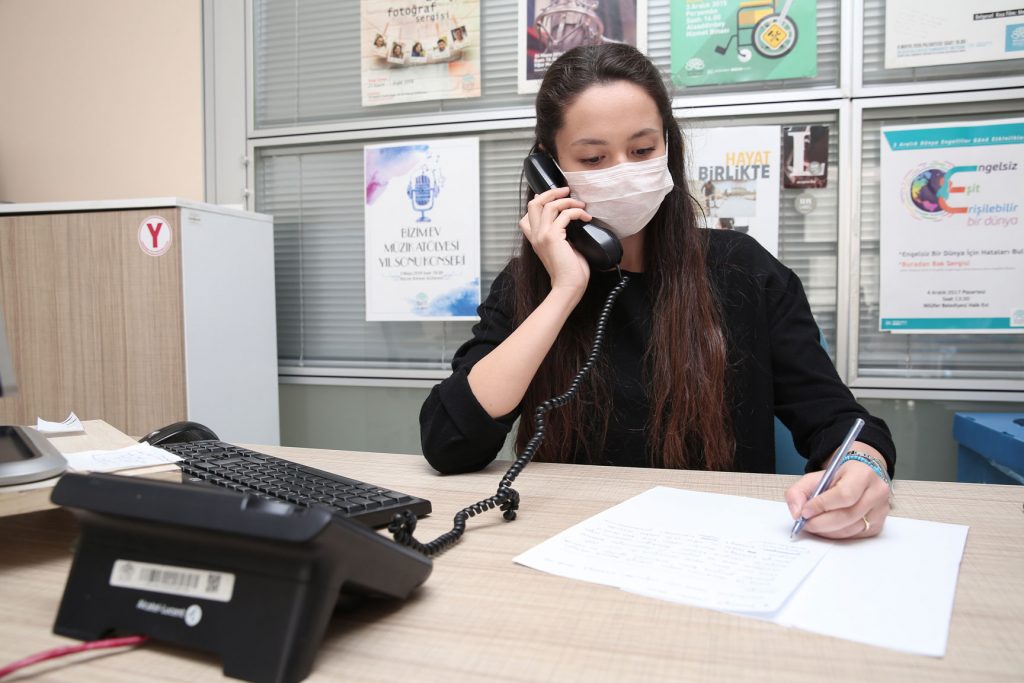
(784, 442, 892, 539)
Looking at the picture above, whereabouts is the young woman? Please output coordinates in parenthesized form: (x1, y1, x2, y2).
(419, 44, 896, 540)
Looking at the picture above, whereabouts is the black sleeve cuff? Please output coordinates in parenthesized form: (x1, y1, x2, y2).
(804, 416, 897, 478)
(438, 367, 518, 443)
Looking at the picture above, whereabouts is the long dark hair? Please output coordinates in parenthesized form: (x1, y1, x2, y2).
(512, 43, 734, 470)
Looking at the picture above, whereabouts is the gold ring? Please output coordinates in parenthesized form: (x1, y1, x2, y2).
(862, 516, 871, 533)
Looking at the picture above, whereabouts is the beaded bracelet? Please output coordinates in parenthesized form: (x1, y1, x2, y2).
(840, 452, 892, 489)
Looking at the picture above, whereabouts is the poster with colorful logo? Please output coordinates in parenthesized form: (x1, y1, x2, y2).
(670, 0, 816, 88)
(363, 137, 480, 321)
(879, 119, 1024, 333)
(518, 0, 647, 95)
(885, 1, 1024, 69)
(361, 0, 481, 107)
(686, 125, 780, 255)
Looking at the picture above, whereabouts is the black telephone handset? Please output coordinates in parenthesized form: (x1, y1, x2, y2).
(524, 152, 623, 271)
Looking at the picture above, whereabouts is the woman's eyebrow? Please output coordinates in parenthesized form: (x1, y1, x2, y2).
(629, 128, 660, 140)
(570, 128, 660, 146)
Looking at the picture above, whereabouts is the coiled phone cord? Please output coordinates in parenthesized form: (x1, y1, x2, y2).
(389, 273, 630, 557)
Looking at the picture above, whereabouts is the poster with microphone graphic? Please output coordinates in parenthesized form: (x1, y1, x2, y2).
(686, 125, 780, 255)
(364, 137, 481, 321)
(879, 118, 1024, 334)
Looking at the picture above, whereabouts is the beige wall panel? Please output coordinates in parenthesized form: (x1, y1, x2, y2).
(0, 0, 204, 202)
(0, 209, 186, 436)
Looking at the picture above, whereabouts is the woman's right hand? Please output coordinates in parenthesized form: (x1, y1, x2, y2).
(520, 186, 592, 295)
(468, 187, 592, 418)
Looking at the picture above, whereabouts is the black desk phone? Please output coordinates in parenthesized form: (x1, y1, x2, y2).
(523, 151, 623, 270)
(51, 472, 431, 683)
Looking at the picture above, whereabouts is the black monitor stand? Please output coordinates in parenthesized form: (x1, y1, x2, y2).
(0, 425, 67, 486)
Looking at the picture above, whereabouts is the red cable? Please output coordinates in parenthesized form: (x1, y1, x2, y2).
(0, 635, 148, 679)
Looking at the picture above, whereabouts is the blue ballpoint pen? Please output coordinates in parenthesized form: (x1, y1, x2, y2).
(790, 417, 866, 539)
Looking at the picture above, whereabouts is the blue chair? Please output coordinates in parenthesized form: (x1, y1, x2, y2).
(774, 419, 808, 475)
(774, 329, 830, 475)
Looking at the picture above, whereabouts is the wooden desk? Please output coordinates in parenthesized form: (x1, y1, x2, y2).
(1, 446, 1022, 682)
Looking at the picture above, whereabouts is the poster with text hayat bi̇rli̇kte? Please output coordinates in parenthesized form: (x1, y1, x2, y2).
(879, 118, 1024, 334)
(363, 137, 480, 322)
(361, 0, 481, 106)
(671, 0, 816, 88)
(686, 125, 780, 256)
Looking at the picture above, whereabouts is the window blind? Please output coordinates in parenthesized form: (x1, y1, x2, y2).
(686, 111, 842, 352)
(257, 130, 529, 370)
(253, 0, 843, 130)
(250, 0, 1022, 387)
(857, 105, 1024, 380)
(861, 0, 1024, 87)
(258, 111, 842, 374)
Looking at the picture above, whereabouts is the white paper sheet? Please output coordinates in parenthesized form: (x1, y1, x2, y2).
(35, 412, 85, 435)
(773, 514, 969, 656)
(515, 486, 968, 657)
(63, 444, 182, 473)
(515, 487, 832, 614)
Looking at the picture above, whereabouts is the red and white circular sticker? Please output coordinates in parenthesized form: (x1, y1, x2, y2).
(138, 215, 173, 256)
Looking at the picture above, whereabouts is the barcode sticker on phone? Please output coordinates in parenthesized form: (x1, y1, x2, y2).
(110, 560, 235, 602)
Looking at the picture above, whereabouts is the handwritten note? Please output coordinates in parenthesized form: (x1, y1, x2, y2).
(515, 486, 831, 614)
(64, 444, 182, 473)
(514, 485, 969, 656)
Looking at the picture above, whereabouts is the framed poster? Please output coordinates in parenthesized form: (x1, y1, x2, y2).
(687, 125, 781, 255)
(878, 118, 1024, 333)
(361, 0, 481, 106)
(885, 2, 1024, 69)
(518, 0, 647, 95)
(782, 124, 829, 189)
(671, 0, 817, 88)
(364, 138, 481, 321)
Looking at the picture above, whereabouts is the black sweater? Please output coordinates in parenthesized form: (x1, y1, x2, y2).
(420, 230, 896, 476)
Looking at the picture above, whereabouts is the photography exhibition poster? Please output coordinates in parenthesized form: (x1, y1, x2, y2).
(687, 125, 781, 255)
(519, 0, 647, 94)
(364, 137, 481, 321)
(671, 0, 817, 88)
(878, 118, 1024, 333)
(885, 1, 1024, 69)
(361, 0, 481, 106)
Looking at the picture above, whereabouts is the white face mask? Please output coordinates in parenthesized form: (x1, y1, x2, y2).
(561, 153, 675, 239)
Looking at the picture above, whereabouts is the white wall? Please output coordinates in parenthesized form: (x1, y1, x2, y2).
(0, 0, 204, 202)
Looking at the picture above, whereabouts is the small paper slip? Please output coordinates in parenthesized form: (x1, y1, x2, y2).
(36, 412, 85, 435)
(64, 444, 182, 473)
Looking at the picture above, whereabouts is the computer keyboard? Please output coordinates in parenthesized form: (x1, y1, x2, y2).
(158, 440, 432, 528)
